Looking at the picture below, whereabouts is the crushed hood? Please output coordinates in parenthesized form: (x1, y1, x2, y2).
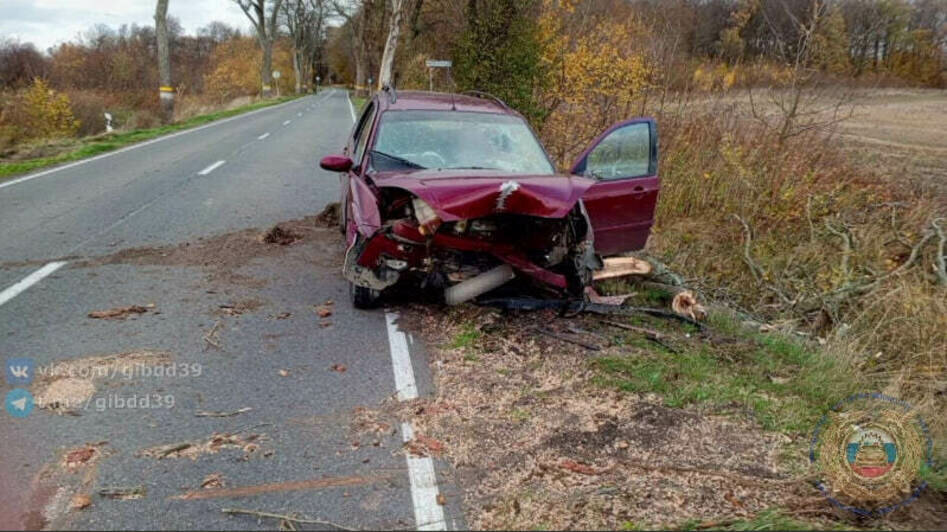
(376, 172, 595, 221)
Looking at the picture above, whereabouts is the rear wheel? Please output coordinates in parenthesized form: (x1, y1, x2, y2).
(350, 281, 381, 309)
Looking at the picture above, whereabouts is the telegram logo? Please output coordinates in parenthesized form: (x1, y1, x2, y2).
(5, 388, 34, 418)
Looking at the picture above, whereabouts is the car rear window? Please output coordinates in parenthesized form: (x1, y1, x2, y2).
(372, 111, 554, 175)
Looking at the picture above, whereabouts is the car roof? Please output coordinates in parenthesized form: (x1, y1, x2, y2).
(375, 90, 513, 115)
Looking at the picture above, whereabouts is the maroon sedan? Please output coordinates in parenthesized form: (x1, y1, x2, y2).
(320, 89, 659, 308)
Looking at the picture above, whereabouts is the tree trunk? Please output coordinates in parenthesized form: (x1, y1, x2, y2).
(292, 51, 302, 94)
(154, 0, 174, 123)
(261, 38, 274, 98)
(377, 0, 404, 90)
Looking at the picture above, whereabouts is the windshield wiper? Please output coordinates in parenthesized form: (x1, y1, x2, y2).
(442, 166, 501, 171)
(370, 150, 426, 169)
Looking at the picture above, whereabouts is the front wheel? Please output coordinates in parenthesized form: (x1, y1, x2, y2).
(350, 281, 381, 309)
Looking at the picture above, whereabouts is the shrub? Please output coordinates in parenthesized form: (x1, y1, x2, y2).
(23, 78, 79, 138)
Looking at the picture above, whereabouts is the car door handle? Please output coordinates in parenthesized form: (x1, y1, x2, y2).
(631, 186, 647, 196)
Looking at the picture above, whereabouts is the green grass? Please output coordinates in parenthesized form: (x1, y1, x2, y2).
(591, 310, 861, 433)
(0, 95, 301, 181)
(349, 90, 367, 113)
(450, 323, 481, 350)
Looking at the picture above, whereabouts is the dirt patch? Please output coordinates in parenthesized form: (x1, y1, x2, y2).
(87, 304, 153, 320)
(316, 202, 341, 227)
(261, 226, 302, 245)
(64, 214, 343, 286)
(31, 350, 172, 413)
(393, 305, 816, 529)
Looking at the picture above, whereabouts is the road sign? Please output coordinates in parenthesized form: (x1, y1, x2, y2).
(273, 70, 281, 79)
(426, 60, 452, 68)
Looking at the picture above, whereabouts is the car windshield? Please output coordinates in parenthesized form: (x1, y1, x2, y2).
(371, 110, 554, 174)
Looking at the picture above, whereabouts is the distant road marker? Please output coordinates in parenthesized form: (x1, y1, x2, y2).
(198, 160, 225, 175)
(257, 132, 270, 140)
(283, 120, 292, 126)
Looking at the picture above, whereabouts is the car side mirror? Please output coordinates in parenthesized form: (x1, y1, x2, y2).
(320, 155, 353, 172)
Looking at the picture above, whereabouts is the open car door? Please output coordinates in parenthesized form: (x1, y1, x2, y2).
(572, 118, 659, 256)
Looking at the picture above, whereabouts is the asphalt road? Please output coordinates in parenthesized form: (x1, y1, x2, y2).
(0, 89, 460, 530)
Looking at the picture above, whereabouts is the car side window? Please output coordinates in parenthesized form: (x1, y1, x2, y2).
(352, 102, 376, 169)
(583, 122, 652, 180)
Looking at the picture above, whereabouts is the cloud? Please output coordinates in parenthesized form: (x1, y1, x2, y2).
(0, 0, 252, 52)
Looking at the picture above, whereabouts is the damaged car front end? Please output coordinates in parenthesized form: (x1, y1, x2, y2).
(342, 173, 602, 307)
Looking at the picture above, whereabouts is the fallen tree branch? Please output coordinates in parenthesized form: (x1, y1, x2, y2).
(221, 508, 357, 531)
(599, 319, 678, 353)
(534, 327, 602, 351)
(638, 281, 708, 321)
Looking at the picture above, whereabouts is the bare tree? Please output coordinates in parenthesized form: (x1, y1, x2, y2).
(377, 0, 405, 89)
(155, 0, 174, 122)
(333, 0, 370, 96)
(234, 0, 286, 98)
(281, 0, 328, 93)
(748, 0, 856, 143)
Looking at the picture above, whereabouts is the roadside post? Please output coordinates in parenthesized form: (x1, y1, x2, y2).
(273, 70, 281, 98)
(425, 59, 452, 91)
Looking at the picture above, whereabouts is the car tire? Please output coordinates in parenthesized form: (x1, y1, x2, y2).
(350, 281, 381, 309)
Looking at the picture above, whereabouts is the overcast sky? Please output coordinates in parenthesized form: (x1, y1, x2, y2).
(0, 0, 254, 52)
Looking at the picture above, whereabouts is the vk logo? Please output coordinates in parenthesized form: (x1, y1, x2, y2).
(5, 389, 34, 418)
(6, 357, 35, 385)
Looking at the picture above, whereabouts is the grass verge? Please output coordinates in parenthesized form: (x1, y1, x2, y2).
(0, 95, 301, 182)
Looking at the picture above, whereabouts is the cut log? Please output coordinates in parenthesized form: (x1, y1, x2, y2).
(593, 257, 652, 281)
(639, 281, 707, 321)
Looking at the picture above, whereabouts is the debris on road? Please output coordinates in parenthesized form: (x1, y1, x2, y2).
(87, 305, 150, 319)
(278, 369, 290, 377)
(315, 305, 333, 318)
(140, 432, 269, 461)
(97, 486, 146, 500)
(330, 363, 347, 373)
(201, 473, 225, 489)
(195, 407, 252, 418)
(70, 494, 92, 510)
(203, 320, 223, 351)
(261, 225, 302, 246)
(315, 202, 341, 227)
(404, 434, 445, 457)
(216, 299, 263, 316)
(221, 507, 357, 531)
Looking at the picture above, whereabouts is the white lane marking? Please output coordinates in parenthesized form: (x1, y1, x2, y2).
(198, 160, 225, 175)
(0, 261, 67, 307)
(257, 132, 270, 140)
(0, 96, 310, 191)
(385, 312, 447, 531)
(386, 311, 419, 401)
(283, 120, 292, 126)
(401, 422, 449, 531)
(297, 112, 302, 117)
(347, 92, 357, 122)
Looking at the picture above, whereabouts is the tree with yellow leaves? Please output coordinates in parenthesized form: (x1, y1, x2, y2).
(538, 0, 652, 167)
(24, 78, 80, 138)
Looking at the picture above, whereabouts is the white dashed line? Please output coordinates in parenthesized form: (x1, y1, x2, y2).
(257, 132, 270, 140)
(0, 261, 67, 307)
(198, 160, 225, 175)
(0, 97, 306, 191)
(297, 112, 302, 117)
(283, 120, 292, 126)
(385, 312, 446, 530)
